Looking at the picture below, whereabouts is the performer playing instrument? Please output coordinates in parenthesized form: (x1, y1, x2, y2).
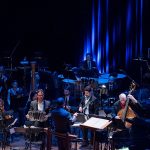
(25, 89, 51, 128)
(111, 82, 143, 129)
(111, 82, 150, 149)
(78, 86, 99, 147)
(63, 86, 79, 113)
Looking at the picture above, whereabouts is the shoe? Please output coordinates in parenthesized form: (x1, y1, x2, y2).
(88, 144, 93, 149)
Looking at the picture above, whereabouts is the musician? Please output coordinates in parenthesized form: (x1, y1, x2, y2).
(111, 93, 143, 125)
(78, 53, 99, 77)
(111, 93, 147, 149)
(24, 90, 37, 115)
(51, 97, 77, 150)
(7, 80, 25, 126)
(0, 98, 18, 144)
(78, 86, 99, 147)
(26, 89, 51, 128)
(63, 87, 79, 113)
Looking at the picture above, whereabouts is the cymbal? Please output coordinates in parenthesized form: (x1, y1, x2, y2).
(17, 66, 31, 70)
(100, 73, 126, 79)
(20, 60, 29, 65)
(133, 58, 147, 62)
(62, 79, 76, 84)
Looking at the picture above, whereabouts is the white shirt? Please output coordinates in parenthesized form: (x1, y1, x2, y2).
(84, 96, 90, 115)
(38, 101, 44, 111)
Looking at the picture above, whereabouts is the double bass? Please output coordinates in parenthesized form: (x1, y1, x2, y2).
(117, 82, 137, 128)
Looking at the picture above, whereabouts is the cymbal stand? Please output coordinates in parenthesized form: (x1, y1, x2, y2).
(9, 41, 21, 70)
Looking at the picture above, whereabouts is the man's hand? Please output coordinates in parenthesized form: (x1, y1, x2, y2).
(115, 116, 121, 119)
(79, 107, 83, 113)
(127, 94, 137, 103)
(26, 114, 29, 119)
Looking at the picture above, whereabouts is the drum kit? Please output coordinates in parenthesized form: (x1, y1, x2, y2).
(61, 65, 127, 96)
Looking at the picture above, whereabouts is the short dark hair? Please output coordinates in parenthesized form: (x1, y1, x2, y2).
(36, 89, 44, 95)
(56, 97, 65, 106)
(84, 86, 92, 92)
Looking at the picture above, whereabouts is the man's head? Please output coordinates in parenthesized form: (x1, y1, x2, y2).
(86, 53, 92, 61)
(56, 97, 65, 107)
(37, 89, 44, 103)
(84, 86, 92, 98)
(12, 80, 18, 88)
(64, 87, 70, 96)
(119, 93, 127, 105)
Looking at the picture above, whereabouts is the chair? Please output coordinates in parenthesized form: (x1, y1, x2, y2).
(49, 130, 79, 150)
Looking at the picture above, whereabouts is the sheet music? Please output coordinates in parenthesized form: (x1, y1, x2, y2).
(80, 117, 112, 130)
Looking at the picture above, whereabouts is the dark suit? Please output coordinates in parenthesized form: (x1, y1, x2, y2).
(64, 95, 79, 113)
(79, 95, 99, 145)
(80, 60, 97, 70)
(79, 60, 99, 77)
(51, 107, 75, 150)
(26, 100, 51, 128)
(79, 95, 99, 115)
(29, 100, 51, 113)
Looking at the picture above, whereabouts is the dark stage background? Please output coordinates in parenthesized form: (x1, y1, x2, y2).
(0, 0, 150, 82)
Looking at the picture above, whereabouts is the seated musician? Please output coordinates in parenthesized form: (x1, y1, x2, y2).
(0, 98, 18, 144)
(7, 80, 25, 126)
(0, 98, 18, 127)
(51, 97, 78, 150)
(25, 89, 51, 150)
(25, 89, 51, 128)
(63, 87, 79, 113)
(78, 52, 99, 78)
(111, 93, 143, 129)
(111, 92, 149, 149)
(78, 86, 99, 148)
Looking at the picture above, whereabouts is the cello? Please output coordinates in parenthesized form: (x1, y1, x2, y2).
(117, 81, 137, 128)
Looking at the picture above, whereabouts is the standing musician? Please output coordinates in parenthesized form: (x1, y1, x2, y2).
(51, 97, 78, 150)
(78, 86, 99, 147)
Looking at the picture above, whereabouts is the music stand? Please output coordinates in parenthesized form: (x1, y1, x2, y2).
(80, 117, 112, 150)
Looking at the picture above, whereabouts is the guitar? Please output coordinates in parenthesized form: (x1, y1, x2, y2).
(117, 81, 136, 128)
